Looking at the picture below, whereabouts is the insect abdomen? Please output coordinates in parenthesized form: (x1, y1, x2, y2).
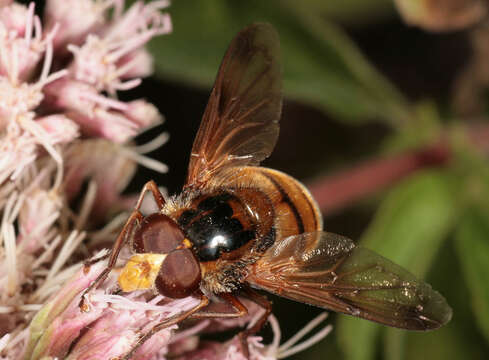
(252, 167, 322, 239)
(216, 166, 323, 242)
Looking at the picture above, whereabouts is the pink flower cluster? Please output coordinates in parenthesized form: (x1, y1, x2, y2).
(0, 0, 172, 358)
(0, 1, 331, 360)
(0, 0, 169, 188)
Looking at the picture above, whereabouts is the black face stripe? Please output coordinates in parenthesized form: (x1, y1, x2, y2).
(259, 170, 305, 234)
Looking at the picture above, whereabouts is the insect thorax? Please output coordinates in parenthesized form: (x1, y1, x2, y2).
(177, 189, 273, 262)
(168, 187, 273, 293)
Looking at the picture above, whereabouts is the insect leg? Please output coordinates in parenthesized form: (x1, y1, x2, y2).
(135, 180, 166, 211)
(81, 252, 110, 269)
(79, 210, 143, 311)
(190, 293, 249, 319)
(189, 293, 257, 359)
(238, 287, 272, 357)
(187, 292, 269, 358)
(122, 294, 210, 360)
(79, 181, 163, 310)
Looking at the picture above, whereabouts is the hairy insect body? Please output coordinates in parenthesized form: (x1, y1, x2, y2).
(167, 166, 322, 294)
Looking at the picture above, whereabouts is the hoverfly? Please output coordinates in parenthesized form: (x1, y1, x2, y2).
(80, 23, 452, 359)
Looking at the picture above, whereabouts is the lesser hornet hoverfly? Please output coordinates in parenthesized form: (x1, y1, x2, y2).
(80, 23, 452, 359)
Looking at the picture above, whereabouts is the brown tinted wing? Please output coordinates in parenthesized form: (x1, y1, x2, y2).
(247, 232, 452, 330)
(186, 23, 282, 189)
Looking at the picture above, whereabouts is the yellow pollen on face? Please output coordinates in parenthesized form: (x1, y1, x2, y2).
(118, 253, 167, 292)
(182, 238, 192, 249)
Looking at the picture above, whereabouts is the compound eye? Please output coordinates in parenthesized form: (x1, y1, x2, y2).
(155, 249, 201, 298)
(132, 214, 184, 254)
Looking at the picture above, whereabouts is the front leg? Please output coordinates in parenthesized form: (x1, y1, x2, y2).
(79, 210, 143, 311)
(135, 180, 166, 211)
(79, 180, 165, 311)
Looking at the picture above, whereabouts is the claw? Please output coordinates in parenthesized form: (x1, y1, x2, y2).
(79, 292, 91, 312)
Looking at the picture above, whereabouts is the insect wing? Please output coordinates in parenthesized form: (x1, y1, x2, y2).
(247, 232, 452, 330)
(186, 23, 282, 189)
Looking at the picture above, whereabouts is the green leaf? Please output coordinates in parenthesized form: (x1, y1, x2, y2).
(406, 323, 485, 360)
(149, 0, 411, 125)
(300, 0, 394, 24)
(338, 320, 379, 360)
(456, 207, 489, 343)
(384, 328, 406, 360)
(361, 171, 457, 271)
(405, 240, 489, 360)
(381, 100, 443, 153)
(337, 170, 458, 360)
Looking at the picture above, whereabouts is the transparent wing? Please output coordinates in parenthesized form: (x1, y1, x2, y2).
(247, 232, 452, 330)
(185, 23, 282, 189)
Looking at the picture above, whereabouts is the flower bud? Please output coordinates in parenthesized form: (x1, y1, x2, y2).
(394, 0, 488, 32)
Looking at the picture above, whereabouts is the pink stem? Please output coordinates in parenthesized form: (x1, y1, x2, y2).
(306, 123, 489, 215)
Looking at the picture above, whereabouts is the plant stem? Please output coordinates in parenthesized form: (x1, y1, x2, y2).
(307, 124, 489, 215)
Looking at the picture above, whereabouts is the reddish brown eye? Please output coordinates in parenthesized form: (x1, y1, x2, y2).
(155, 249, 201, 298)
(132, 214, 184, 254)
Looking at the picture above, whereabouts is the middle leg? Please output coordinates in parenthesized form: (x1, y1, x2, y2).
(122, 294, 210, 360)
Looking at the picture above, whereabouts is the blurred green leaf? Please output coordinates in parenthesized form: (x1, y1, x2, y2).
(384, 328, 406, 360)
(450, 132, 489, 214)
(337, 170, 459, 360)
(405, 239, 489, 360)
(338, 320, 379, 360)
(456, 207, 489, 343)
(406, 322, 485, 360)
(149, 0, 411, 125)
(301, 0, 394, 24)
(381, 100, 443, 153)
(361, 171, 458, 270)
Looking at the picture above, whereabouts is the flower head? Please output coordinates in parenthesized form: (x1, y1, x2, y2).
(0, 1, 170, 358)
